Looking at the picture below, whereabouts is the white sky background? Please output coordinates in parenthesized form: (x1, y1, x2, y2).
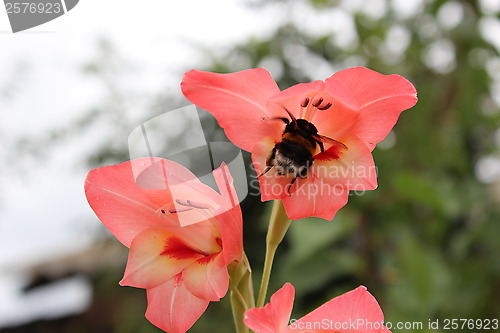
(0, 0, 500, 328)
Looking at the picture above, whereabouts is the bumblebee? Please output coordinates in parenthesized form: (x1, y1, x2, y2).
(258, 108, 346, 194)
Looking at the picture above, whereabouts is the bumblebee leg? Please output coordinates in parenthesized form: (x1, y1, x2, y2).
(257, 147, 277, 178)
(257, 165, 273, 178)
(298, 164, 310, 179)
(317, 140, 325, 153)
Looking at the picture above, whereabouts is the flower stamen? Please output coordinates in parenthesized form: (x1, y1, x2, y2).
(300, 97, 310, 107)
(176, 199, 210, 209)
(312, 97, 323, 107)
(317, 102, 332, 110)
(175, 199, 192, 207)
(168, 207, 193, 214)
(301, 94, 334, 119)
(157, 205, 194, 215)
(157, 199, 211, 216)
(186, 200, 211, 209)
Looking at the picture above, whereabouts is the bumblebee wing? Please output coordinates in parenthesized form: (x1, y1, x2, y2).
(313, 134, 348, 150)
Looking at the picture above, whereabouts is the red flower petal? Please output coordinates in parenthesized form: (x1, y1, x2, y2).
(295, 285, 390, 333)
(310, 76, 361, 139)
(244, 283, 295, 333)
(312, 134, 378, 191)
(84, 158, 175, 247)
(145, 274, 209, 333)
(183, 253, 229, 301)
(330, 67, 417, 150)
(119, 228, 198, 289)
(181, 68, 282, 151)
(281, 178, 350, 220)
(246, 284, 390, 333)
(212, 162, 244, 264)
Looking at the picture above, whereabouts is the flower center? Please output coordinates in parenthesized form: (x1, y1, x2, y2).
(160, 235, 222, 263)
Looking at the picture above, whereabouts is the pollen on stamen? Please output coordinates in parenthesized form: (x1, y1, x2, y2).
(317, 102, 332, 110)
(175, 199, 191, 207)
(156, 204, 192, 216)
(156, 206, 171, 216)
(175, 199, 210, 210)
(300, 97, 310, 107)
(312, 97, 323, 107)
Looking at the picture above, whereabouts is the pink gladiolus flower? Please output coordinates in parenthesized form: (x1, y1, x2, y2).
(244, 283, 391, 333)
(181, 67, 417, 220)
(85, 158, 242, 333)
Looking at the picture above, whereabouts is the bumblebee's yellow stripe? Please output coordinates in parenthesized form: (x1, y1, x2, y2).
(282, 133, 316, 154)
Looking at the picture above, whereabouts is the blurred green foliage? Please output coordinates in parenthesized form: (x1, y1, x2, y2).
(5, 0, 500, 332)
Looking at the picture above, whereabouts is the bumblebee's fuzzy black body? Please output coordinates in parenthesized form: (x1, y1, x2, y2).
(270, 139, 313, 176)
(258, 110, 339, 194)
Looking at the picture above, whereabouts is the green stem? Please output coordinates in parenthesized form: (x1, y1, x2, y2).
(256, 200, 291, 308)
(230, 290, 249, 333)
(229, 254, 255, 333)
